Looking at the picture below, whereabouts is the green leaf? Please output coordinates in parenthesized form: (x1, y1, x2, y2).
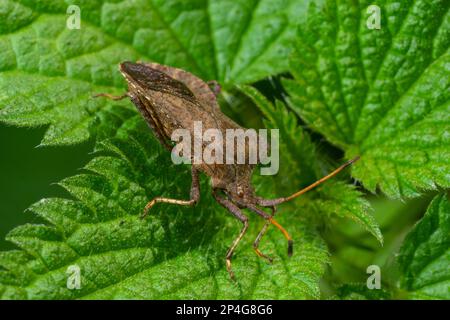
(397, 193, 450, 299)
(332, 283, 391, 300)
(0, 111, 330, 299)
(322, 194, 433, 289)
(316, 182, 383, 244)
(283, 0, 450, 198)
(239, 84, 382, 244)
(0, 0, 317, 146)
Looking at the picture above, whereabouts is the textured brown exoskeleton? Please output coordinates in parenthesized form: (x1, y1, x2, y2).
(95, 61, 359, 280)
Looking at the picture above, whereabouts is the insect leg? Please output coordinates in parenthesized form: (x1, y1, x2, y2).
(93, 93, 129, 101)
(252, 206, 276, 263)
(212, 189, 248, 281)
(244, 204, 273, 262)
(253, 222, 271, 262)
(251, 158, 359, 255)
(207, 80, 221, 96)
(248, 204, 293, 258)
(141, 167, 200, 219)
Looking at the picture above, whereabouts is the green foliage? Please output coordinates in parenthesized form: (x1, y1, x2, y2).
(397, 193, 450, 299)
(0, 0, 448, 301)
(283, 0, 450, 198)
(0, 0, 316, 146)
(333, 283, 391, 300)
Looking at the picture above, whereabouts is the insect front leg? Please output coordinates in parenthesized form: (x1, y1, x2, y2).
(212, 189, 248, 281)
(251, 206, 276, 263)
(249, 203, 293, 258)
(243, 204, 274, 263)
(141, 167, 200, 219)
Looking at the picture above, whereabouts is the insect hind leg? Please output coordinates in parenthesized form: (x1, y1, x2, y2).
(93, 93, 129, 101)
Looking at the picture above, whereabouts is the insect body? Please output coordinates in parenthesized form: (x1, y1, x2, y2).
(95, 61, 359, 280)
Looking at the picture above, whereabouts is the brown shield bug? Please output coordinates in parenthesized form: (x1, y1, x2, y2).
(95, 61, 359, 280)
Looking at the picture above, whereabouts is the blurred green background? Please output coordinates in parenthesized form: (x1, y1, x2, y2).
(0, 125, 93, 250)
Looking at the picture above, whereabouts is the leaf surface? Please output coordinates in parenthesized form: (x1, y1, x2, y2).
(0, 0, 317, 145)
(397, 193, 450, 299)
(283, 0, 450, 198)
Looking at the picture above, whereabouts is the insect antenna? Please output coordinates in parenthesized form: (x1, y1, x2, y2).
(259, 156, 360, 206)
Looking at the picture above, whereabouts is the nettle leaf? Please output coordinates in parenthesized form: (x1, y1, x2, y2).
(283, 0, 450, 198)
(0, 112, 330, 299)
(239, 85, 382, 244)
(332, 283, 391, 300)
(0, 0, 317, 146)
(397, 193, 450, 300)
